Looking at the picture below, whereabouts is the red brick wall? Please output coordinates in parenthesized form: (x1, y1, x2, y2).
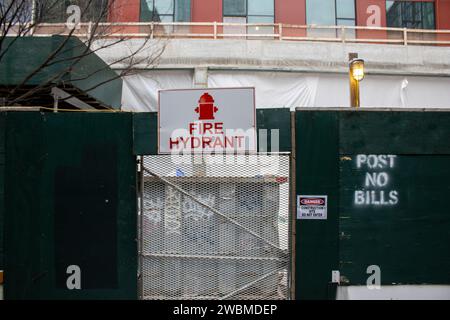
(108, 0, 140, 22)
(356, 0, 387, 40)
(191, 0, 223, 36)
(275, 0, 306, 37)
(108, 0, 140, 34)
(192, 0, 223, 22)
(436, 0, 450, 29)
(105, 0, 449, 40)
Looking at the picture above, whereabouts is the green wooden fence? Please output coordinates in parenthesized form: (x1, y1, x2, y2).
(296, 109, 450, 299)
(1, 108, 449, 300)
(3, 112, 136, 299)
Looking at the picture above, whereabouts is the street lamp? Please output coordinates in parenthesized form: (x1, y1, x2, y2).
(350, 58, 365, 81)
(349, 54, 365, 108)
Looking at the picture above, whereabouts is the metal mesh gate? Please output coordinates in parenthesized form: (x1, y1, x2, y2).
(138, 154, 291, 300)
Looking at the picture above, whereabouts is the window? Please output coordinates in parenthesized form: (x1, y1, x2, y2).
(386, 1, 435, 29)
(306, 0, 335, 25)
(140, 0, 191, 23)
(223, 16, 246, 35)
(248, 0, 273, 17)
(0, 0, 32, 23)
(336, 0, 355, 38)
(306, 0, 355, 25)
(223, 0, 274, 35)
(306, 0, 355, 37)
(223, 0, 246, 16)
(336, 0, 355, 26)
(36, 0, 109, 23)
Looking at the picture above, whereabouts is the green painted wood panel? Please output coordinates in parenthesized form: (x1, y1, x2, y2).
(339, 155, 450, 285)
(339, 110, 450, 286)
(296, 109, 450, 299)
(133, 113, 158, 155)
(0, 112, 4, 270)
(256, 108, 291, 152)
(4, 112, 43, 299)
(4, 112, 136, 299)
(295, 111, 340, 300)
(339, 111, 450, 154)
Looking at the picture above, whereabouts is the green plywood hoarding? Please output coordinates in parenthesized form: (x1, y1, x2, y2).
(3, 112, 136, 299)
(338, 110, 450, 286)
(0, 113, 4, 270)
(295, 110, 340, 300)
(295, 108, 450, 300)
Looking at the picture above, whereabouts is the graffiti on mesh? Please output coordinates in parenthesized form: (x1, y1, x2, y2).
(182, 192, 215, 221)
(143, 189, 215, 225)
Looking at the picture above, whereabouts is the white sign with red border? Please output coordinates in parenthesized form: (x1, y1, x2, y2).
(297, 195, 328, 220)
(158, 87, 256, 154)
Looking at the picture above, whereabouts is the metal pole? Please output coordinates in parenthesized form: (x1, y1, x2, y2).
(214, 21, 217, 39)
(220, 268, 283, 300)
(30, 0, 37, 35)
(88, 21, 93, 40)
(139, 156, 145, 299)
(349, 53, 359, 108)
(403, 27, 408, 46)
(143, 253, 286, 262)
(289, 111, 296, 300)
(354, 77, 360, 108)
(53, 94, 58, 113)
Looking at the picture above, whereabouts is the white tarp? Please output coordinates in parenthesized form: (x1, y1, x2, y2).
(121, 69, 450, 111)
(208, 71, 319, 109)
(122, 70, 194, 112)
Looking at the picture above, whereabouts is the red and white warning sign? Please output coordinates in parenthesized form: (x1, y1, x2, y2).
(158, 88, 256, 154)
(297, 195, 328, 220)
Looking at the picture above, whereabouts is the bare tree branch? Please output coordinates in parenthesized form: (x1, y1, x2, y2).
(1, 0, 165, 109)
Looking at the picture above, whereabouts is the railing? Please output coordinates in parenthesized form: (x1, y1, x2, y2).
(13, 22, 450, 46)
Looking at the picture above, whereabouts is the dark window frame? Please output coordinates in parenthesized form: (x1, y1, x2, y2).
(223, 0, 275, 24)
(140, 0, 174, 22)
(386, 1, 436, 30)
(140, 0, 191, 23)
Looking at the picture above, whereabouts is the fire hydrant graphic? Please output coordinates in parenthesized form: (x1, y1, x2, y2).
(195, 93, 218, 120)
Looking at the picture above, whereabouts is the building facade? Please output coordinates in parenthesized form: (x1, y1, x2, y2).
(109, 0, 450, 30)
(80, 0, 450, 112)
(9, 1, 450, 110)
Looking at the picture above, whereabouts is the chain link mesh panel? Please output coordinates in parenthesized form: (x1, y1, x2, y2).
(139, 154, 291, 300)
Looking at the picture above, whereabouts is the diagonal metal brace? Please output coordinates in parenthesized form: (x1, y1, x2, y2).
(220, 268, 284, 300)
(143, 167, 287, 256)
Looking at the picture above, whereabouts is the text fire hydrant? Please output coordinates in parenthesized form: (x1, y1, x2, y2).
(195, 93, 219, 120)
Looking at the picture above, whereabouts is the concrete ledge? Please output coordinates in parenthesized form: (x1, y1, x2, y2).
(96, 39, 450, 76)
(337, 285, 450, 300)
